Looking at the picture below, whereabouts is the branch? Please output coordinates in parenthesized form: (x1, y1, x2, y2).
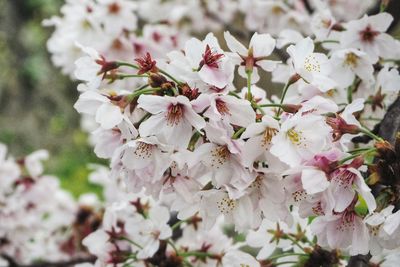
(1, 254, 97, 267)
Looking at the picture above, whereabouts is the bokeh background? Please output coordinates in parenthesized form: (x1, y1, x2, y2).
(0, 0, 103, 196)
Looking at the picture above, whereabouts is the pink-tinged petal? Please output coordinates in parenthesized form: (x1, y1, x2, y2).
(191, 94, 211, 113)
(183, 106, 206, 131)
(250, 33, 276, 58)
(137, 95, 170, 114)
(184, 37, 204, 66)
(224, 31, 247, 55)
(333, 187, 355, 213)
(163, 120, 192, 149)
(150, 206, 170, 224)
(241, 123, 266, 139)
(138, 114, 167, 137)
(301, 168, 329, 194)
(368, 12, 393, 32)
(350, 218, 369, 255)
(287, 37, 314, 69)
(257, 60, 279, 72)
(241, 136, 264, 168)
(199, 65, 230, 88)
(354, 175, 376, 213)
(223, 96, 256, 127)
(96, 103, 123, 129)
(383, 210, 400, 235)
(74, 91, 108, 115)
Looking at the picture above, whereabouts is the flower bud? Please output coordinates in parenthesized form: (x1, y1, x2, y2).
(148, 73, 167, 88)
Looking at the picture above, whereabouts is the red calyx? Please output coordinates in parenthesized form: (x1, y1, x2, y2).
(135, 52, 158, 75)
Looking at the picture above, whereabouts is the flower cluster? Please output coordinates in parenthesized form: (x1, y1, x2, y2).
(0, 144, 80, 264)
(41, 0, 400, 266)
(45, 0, 375, 78)
(69, 6, 400, 262)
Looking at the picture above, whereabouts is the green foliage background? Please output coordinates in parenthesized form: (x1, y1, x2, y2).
(0, 0, 103, 197)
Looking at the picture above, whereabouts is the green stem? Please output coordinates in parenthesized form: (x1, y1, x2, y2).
(228, 91, 241, 99)
(246, 71, 253, 102)
(274, 261, 299, 266)
(277, 81, 291, 116)
(268, 252, 307, 261)
(232, 127, 246, 139)
(116, 61, 139, 69)
(285, 236, 306, 252)
(180, 251, 216, 258)
(359, 127, 383, 142)
(167, 240, 179, 255)
(159, 69, 182, 85)
(339, 148, 377, 165)
(318, 40, 340, 44)
(117, 74, 149, 79)
(259, 103, 284, 108)
(171, 219, 187, 231)
(119, 237, 143, 249)
(188, 131, 202, 151)
(347, 147, 374, 154)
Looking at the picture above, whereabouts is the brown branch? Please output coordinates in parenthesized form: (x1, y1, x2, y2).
(1, 254, 96, 267)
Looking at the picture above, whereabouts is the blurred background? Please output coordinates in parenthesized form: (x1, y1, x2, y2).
(0, 0, 102, 196)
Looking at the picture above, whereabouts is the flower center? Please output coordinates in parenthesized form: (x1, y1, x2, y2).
(331, 168, 356, 188)
(287, 128, 303, 145)
(337, 211, 356, 231)
(166, 104, 184, 126)
(108, 2, 121, 14)
(217, 197, 236, 214)
(199, 45, 224, 69)
(345, 52, 359, 68)
(360, 26, 379, 43)
(134, 142, 154, 159)
(215, 99, 231, 116)
(304, 55, 321, 73)
(210, 145, 230, 168)
(262, 127, 278, 147)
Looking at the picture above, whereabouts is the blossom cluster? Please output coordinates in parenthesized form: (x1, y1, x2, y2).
(0, 144, 81, 264)
(45, 0, 375, 78)
(41, 0, 400, 266)
(70, 5, 400, 261)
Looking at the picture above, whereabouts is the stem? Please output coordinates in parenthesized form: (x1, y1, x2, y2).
(228, 91, 241, 99)
(127, 87, 161, 101)
(232, 127, 245, 139)
(246, 70, 253, 102)
(167, 240, 179, 255)
(277, 81, 291, 116)
(339, 148, 377, 165)
(275, 261, 299, 266)
(359, 127, 383, 142)
(171, 219, 187, 231)
(259, 103, 284, 108)
(119, 237, 143, 249)
(116, 74, 149, 79)
(159, 69, 182, 85)
(180, 251, 216, 258)
(285, 236, 306, 252)
(116, 61, 139, 69)
(347, 85, 353, 104)
(188, 131, 202, 151)
(347, 147, 374, 154)
(268, 252, 307, 261)
(318, 40, 340, 44)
